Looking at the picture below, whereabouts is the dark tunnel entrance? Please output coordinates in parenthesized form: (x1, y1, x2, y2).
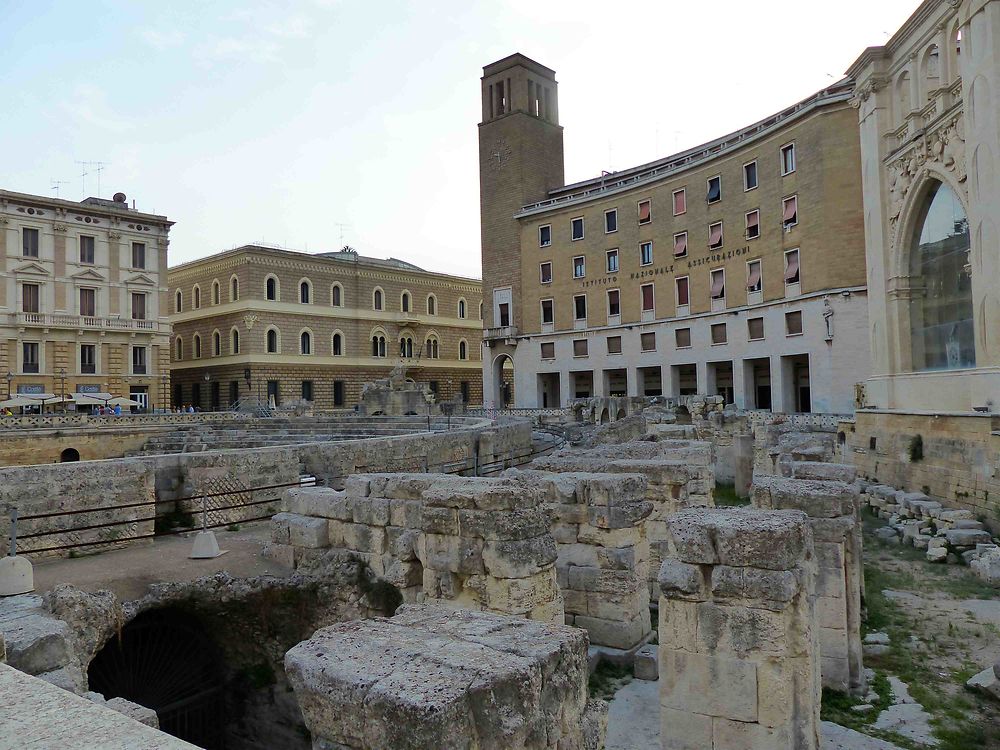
(88, 608, 226, 749)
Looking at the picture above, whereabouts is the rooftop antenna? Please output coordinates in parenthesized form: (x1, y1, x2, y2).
(74, 160, 109, 197)
(334, 222, 351, 247)
(50, 179, 70, 198)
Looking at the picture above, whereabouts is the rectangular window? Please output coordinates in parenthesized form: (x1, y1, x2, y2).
(574, 294, 587, 321)
(131, 292, 146, 320)
(607, 336, 622, 354)
(784, 248, 800, 284)
(499, 302, 510, 327)
(541, 342, 555, 359)
(709, 221, 723, 249)
(746, 259, 762, 293)
(640, 332, 656, 351)
(710, 268, 726, 300)
(334, 380, 345, 406)
(745, 209, 760, 240)
(605, 209, 618, 233)
(672, 188, 686, 215)
(572, 339, 588, 357)
(541, 299, 554, 324)
(22, 283, 39, 313)
(79, 235, 95, 264)
(743, 160, 758, 191)
(80, 344, 96, 374)
(22, 228, 39, 258)
(711, 322, 728, 344)
(571, 217, 584, 241)
(606, 249, 619, 273)
(673, 231, 688, 258)
(131, 242, 146, 269)
(608, 289, 621, 317)
(79, 288, 96, 317)
(573, 255, 586, 278)
(540, 262, 552, 284)
(675, 276, 689, 306)
(782, 195, 798, 229)
(675, 328, 691, 348)
(706, 175, 721, 203)
(781, 143, 796, 175)
(132, 346, 147, 374)
(22, 342, 39, 373)
(641, 283, 654, 312)
(638, 199, 651, 225)
(639, 241, 653, 266)
(748, 317, 765, 340)
(460, 381, 470, 403)
(301, 380, 314, 401)
(539, 225, 552, 247)
(786, 310, 803, 336)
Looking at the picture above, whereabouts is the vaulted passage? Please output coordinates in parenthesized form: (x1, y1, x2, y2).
(88, 608, 226, 749)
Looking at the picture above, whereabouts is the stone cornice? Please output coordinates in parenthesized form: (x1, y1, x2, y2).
(0, 190, 172, 226)
(169, 354, 482, 371)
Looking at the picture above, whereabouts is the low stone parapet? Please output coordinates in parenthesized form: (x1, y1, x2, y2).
(751, 474, 863, 694)
(658, 507, 819, 750)
(276, 474, 563, 623)
(285, 604, 607, 750)
(506, 469, 653, 651)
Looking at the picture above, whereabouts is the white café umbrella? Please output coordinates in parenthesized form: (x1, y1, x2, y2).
(71, 392, 114, 407)
(106, 396, 141, 408)
(0, 395, 40, 409)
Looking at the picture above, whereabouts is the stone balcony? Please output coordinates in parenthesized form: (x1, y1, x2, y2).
(483, 325, 518, 345)
(10, 312, 161, 333)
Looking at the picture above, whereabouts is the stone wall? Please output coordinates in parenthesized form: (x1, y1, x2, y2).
(275, 473, 563, 623)
(507, 469, 653, 651)
(285, 605, 607, 750)
(531, 439, 714, 597)
(753, 421, 839, 476)
(751, 472, 863, 693)
(658, 507, 820, 750)
(843, 410, 1000, 526)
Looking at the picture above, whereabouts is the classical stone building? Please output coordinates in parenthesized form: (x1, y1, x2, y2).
(478, 55, 871, 414)
(842, 0, 1000, 521)
(0, 189, 172, 409)
(168, 245, 483, 410)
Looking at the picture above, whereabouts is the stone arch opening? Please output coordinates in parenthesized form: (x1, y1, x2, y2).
(615, 408, 627, 421)
(491, 353, 515, 408)
(675, 405, 692, 425)
(88, 608, 226, 749)
(60, 447, 80, 462)
(599, 408, 610, 425)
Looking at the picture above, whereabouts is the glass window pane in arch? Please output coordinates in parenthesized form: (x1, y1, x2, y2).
(908, 181, 975, 371)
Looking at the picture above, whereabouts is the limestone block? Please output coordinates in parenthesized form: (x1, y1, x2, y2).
(635, 644, 658, 681)
(482, 536, 557, 579)
(658, 558, 707, 599)
(351, 497, 391, 527)
(709, 566, 800, 604)
(285, 514, 329, 549)
(660, 650, 758, 722)
(558, 543, 600, 569)
(751, 475, 856, 519)
(575, 613, 648, 650)
(329, 521, 386, 555)
(789, 462, 857, 483)
(285, 486, 352, 520)
(483, 569, 561, 616)
(389, 498, 423, 529)
(659, 598, 699, 652)
(386, 527, 419, 561)
(695, 602, 788, 656)
(457, 508, 550, 542)
(105, 697, 160, 728)
(660, 706, 712, 750)
(418, 506, 459, 535)
(551, 522, 580, 544)
(271, 513, 291, 544)
(946, 528, 992, 546)
(0, 594, 78, 676)
(343, 475, 371, 498)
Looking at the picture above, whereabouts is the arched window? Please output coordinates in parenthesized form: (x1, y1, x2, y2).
(212, 280, 220, 305)
(300, 280, 311, 304)
(300, 331, 312, 355)
(458, 299, 466, 319)
(908, 181, 974, 371)
(427, 295, 436, 315)
(213, 330, 221, 356)
(373, 288, 383, 311)
(266, 328, 279, 353)
(230, 276, 239, 301)
(896, 71, 912, 118)
(175, 290, 182, 313)
(193, 333, 202, 358)
(399, 336, 413, 358)
(332, 332, 343, 356)
(332, 284, 343, 307)
(175, 336, 183, 360)
(401, 291, 410, 312)
(479, 302, 483, 320)
(193, 286, 201, 310)
(266, 276, 278, 301)
(921, 44, 940, 103)
(231, 328, 240, 354)
(371, 334, 386, 358)
(459, 340, 468, 360)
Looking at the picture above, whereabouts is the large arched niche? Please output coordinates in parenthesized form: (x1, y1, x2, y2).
(903, 178, 975, 371)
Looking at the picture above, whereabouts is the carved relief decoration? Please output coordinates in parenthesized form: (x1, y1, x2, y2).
(850, 77, 885, 109)
(243, 314, 259, 330)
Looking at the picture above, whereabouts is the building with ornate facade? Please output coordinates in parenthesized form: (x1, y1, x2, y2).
(478, 55, 870, 413)
(168, 245, 483, 410)
(0, 189, 172, 409)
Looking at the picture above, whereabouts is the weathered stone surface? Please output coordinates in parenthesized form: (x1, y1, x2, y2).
(945, 528, 992, 546)
(285, 605, 600, 750)
(751, 475, 857, 519)
(634, 643, 658, 681)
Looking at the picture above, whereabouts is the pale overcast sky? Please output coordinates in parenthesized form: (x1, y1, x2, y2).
(1, 1, 918, 278)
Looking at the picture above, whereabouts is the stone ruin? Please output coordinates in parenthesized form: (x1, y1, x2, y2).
(658, 507, 820, 750)
(359, 363, 459, 417)
(285, 605, 607, 750)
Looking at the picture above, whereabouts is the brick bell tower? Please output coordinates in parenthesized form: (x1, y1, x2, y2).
(478, 54, 564, 406)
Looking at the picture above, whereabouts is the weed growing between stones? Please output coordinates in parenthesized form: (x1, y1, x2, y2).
(714, 483, 749, 507)
(587, 661, 633, 702)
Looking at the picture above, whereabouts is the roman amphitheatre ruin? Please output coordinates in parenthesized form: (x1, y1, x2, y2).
(1, 394, 999, 749)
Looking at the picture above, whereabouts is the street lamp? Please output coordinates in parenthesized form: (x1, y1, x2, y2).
(58, 368, 67, 412)
(161, 373, 169, 413)
(5, 371, 13, 400)
(204, 371, 211, 412)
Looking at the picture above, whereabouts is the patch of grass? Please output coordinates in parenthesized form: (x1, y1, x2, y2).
(154, 508, 194, 534)
(226, 523, 241, 532)
(588, 661, 633, 701)
(714, 482, 749, 507)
